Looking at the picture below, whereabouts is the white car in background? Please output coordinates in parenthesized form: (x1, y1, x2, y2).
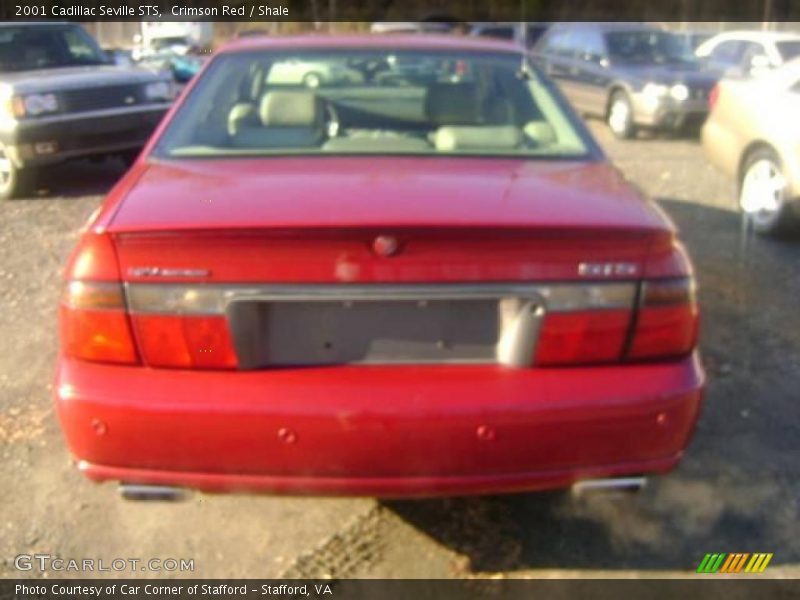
(267, 58, 362, 88)
(702, 59, 800, 235)
(696, 31, 800, 77)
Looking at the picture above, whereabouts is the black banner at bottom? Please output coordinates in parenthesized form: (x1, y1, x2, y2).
(2, 579, 797, 600)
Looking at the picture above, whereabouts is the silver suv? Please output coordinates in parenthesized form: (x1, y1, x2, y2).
(0, 23, 174, 199)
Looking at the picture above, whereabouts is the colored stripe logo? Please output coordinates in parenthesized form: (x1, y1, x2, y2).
(697, 553, 773, 574)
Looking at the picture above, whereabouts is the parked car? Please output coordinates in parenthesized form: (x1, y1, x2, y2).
(695, 31, 800, 78)
(0, 23, 174, 199)
(469, 22, 551, 49)
(532, 22, 720, 138)
(138, 50, 206, 84)
(702, 59, 800, 235)
(56, 34, 703, 499)
(266, 57, 362, 87)
(370, 22, 453, 35)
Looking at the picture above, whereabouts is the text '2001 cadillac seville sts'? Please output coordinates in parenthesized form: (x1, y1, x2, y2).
(55, 35, 704, 498)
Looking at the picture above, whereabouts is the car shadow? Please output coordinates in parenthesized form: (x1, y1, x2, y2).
(15, 158, 128, 200)
(381, 198, 800, 574)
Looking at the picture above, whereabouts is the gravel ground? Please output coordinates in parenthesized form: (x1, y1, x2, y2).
(0, 121, 798, 579)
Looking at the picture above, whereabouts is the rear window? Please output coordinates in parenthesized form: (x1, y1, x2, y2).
(153, 49, 590, 159)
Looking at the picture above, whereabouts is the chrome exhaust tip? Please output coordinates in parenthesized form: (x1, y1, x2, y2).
(118, 483, 189, 502)
(571, 476, 647, 497)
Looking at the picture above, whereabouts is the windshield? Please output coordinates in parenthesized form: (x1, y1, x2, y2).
(154, 49, 590, 159)
(777, 40, 800, 62)
(0, 24, 108, 72)
(605, 30, 696, 65)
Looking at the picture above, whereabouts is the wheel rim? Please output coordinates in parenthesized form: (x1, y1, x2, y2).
(609, 99, 630, 134)
(740, 158, 786, 226)
(0, 145, 12, 192)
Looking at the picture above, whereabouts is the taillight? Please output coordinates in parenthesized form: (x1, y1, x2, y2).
(535, 310, 631, 365)
(533, 277, 698, 366)
(125, 283, 237, 369)
(60, 232, 139, 365)
(708, 83, 720, 110)
(533, 283, 636, 366)
(130, 314, 237, 369)
(626, 278, 698, 361)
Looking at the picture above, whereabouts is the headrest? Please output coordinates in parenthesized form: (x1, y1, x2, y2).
(433, 126, 522, 152)
(424, 83, 480, 126)
(259, 91, 320, 127)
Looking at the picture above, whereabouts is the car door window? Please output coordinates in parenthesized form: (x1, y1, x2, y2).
(739, 41, 770, 68)
(776, 40, 800, 62)
(575, 30, 605, 64)
(551, 30, 577, 59)
(709, 40, 744, 65)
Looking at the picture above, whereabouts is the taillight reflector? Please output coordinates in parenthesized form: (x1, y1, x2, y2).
(535, 309, 632, 366)
(131, 314, 237, 369)
(708, 83, 720, 110)
(627, 278, 699, 360)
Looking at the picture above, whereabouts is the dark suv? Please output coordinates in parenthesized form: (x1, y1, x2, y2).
(532, 23, 720, 138)
(0, 23, 173, 199)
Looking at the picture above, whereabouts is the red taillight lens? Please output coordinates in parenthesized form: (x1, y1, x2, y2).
(59, 281, 138, 364)
(535, 309, 632, 366)
(627, 278, 698, 360)
(131, 314, 237, 369)
(708, 83, 720, 110)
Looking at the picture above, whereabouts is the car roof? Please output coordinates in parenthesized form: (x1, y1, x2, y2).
(220, 33, 522, 55)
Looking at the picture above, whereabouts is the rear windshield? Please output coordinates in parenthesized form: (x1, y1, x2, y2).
(776, 41, 800, 62)
(0, 25, 108, 72)
(153, 49, 591, 159)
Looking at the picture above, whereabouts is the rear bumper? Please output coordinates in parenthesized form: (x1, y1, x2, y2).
(55, 353, 705, 497)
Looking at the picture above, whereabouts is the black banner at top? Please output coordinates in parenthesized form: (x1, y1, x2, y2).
(0, 0, 799, 22)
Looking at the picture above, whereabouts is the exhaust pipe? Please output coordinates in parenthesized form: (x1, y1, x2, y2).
(571, 477, 647, 497)
(118, 483, 189, 502)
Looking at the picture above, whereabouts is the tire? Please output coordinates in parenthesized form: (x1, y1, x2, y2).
(607, 91, 636, 139)
(302, 72, 322, 88)
(739, 147, 797, 236)
(0, 143, 35, 200)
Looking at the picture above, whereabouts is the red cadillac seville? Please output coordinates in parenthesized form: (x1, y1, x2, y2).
(55, 35, 704, 498)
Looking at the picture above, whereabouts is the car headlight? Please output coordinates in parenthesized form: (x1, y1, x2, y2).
(670, 84, 690, 102)
(21, 93, 59, 116)
(642, 83, 669, 99)
(144, 81, 173, 101)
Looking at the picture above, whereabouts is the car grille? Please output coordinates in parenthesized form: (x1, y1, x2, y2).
(59, 84, 145, 113)
(691, 85, 714, 100)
